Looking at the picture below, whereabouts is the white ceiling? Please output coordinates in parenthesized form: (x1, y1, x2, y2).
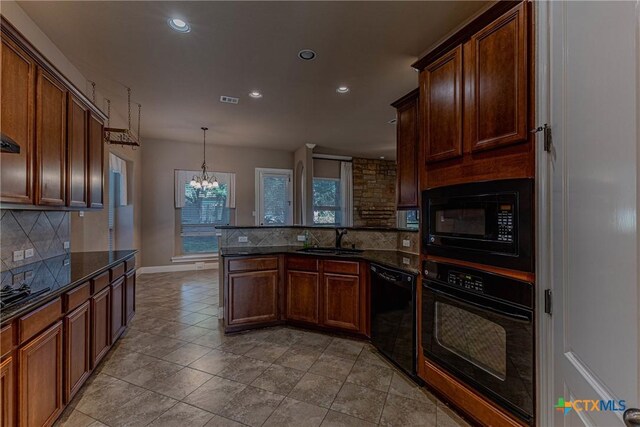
(17, 1, 487, 159)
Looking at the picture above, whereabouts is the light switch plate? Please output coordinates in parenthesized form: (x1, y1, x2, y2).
(402, 240, 411, 247)
(63, 241, 70, 249)
(79, 211, 84, 217)
(13, 250, 24, 262)
(238, 236, 248, 243)
(12, 272, 24, 285)
(25, 248, 34, 258)
(402, 257, 410, 265)
(297, 235, 306, 242)
(25, 270, 34, 281)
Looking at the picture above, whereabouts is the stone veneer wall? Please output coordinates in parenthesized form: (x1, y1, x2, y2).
(352, 158, 397, 228)
(1, 210, 71, 271)
(219, 227, 419, 254)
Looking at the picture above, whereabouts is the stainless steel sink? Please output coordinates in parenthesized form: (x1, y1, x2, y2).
(296, 247, 364, 256)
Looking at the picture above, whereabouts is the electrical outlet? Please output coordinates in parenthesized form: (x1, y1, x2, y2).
(25, 270, 34, 281)
(195, 262, 205, 270)
(238, 236, 248, 243)
(297, 235, 306, 242)
(402, 240, 411, 247)
(402, 257, 410, 265)
(13, 250, 24, 262)
(79, 211, 84, 217)
(63, 241, 70, 249)
(12, 272, 24, 285)
(25, 248, 34, 258)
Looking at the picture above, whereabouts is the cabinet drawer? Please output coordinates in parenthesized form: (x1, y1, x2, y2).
(228, 257, 278, 272)
(110, 263, 125, 281)
(64, 282, 90, 312)
(92, 271, 109, 294)
(19, 298, 62, 344)
(323, 260, 359, 275)
(1, 324, 14, 358)
(286, 256, 319, 272)
(125, 257, 136, 273)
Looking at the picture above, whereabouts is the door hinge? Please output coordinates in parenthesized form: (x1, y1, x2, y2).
(544, 289, 552, 315)
(531, 124, 552, 152)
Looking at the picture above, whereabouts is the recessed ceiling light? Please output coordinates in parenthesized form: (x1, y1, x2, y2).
(380, 156, 385, 160)
(168, 18, 190, 33)
(249, 90, 263, 99)
(336, 86, 350, 94)
(298, 49, 316, 61)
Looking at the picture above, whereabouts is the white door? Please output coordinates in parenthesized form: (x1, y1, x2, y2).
(547, 1, 639, 426)
(256, 168, 293, 226)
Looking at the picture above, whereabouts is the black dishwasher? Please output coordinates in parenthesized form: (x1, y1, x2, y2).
(370, 263, 420, 381)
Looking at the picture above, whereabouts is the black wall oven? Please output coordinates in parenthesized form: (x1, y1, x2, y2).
(422, 260, 534, 424)
(422, 178, 533, 271)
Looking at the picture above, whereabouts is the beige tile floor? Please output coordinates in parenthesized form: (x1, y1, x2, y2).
(55, 270, 470, 427)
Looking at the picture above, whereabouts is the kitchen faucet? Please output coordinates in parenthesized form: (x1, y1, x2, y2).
(335, 228, 348, 249)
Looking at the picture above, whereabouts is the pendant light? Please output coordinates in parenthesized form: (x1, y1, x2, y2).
(190, 127, 218, 189)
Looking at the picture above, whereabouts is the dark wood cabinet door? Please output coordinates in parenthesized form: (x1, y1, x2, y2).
(322, 273, 360, 332)
(90, 287, 110, 368)
(0, 356, 15, 427)
(1, 34, 35, 205)
(125, 270, 136, 324)
(67, 96, 88, 208)
(466, 2, 527, 152)
(228, 270, 278, 326)
(110, 277, 126, 342)
(87, 113, 104, 209)
(64, 301, 90, 403)
(18, 321, 63, 427)
(286, 270, 319, 324)
(395, 91, 419, 208)
(35, 69, 67, 207)
(421, 45, 463, 164)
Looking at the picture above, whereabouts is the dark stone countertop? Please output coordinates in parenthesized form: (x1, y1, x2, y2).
(220, 246, 420, 275)
(1, 250, 137, 324)
(216, 225, 419, 233)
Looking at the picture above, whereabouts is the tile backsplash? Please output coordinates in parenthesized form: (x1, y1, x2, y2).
(1, 210, 70, 272)
(219, 227, 419, 254)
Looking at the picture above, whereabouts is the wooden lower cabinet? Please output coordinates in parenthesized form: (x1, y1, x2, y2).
(227, 270, 278, 326)
(125, 270, 136, 324)
(286, 270, 320, 324)
(91, 287, 110, 367)
(322, 273, 361, 332)
(1, 356, 15, 427)
(18, 321, 63, 427)
(110, 277, 126, 342)
(64, 301, 91, 403)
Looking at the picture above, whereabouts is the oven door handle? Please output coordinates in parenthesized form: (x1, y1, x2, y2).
(427, 286, 532, 322)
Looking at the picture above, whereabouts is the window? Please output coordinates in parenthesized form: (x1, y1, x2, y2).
(181, 183, 230, 254)
(398, 209, 419, 230)
(256, 168, 293, 226)
(313, 178, 341, 225)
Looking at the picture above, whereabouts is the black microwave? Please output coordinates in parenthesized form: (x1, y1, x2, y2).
(422, 179, 533, 272)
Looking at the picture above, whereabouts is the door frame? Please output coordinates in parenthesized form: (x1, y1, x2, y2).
(255, 167, 293, 226)
(534, 1, 554, 425)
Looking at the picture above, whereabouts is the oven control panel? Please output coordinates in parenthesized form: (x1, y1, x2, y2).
(448, 271, 484, 293)
(497, 205, 514, 242)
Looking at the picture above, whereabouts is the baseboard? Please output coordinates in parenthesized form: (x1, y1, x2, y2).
(137, 262, 219, 274)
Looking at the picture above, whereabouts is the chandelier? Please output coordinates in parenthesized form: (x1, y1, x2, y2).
(190, 127, 218, 189)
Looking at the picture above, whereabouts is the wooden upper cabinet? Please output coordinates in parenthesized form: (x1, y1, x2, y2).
(466, 1, 527, 152)
(393, 90, 419, 209)
(67, 96, 88, 208)
(1, 34, 35, 204)
(88, 113, 104, 209)
(421, 45, 463, 163)
(36, 69, 67, 206)
(286, 270, 320, 324)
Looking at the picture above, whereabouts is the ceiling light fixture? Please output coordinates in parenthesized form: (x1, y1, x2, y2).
(336, 86, 350, 94)
(190, 127, 218, 190)
(298, 49, 316, 61)
(168, 17, 191, 33)
(380, 156, 385, 160)
(249, 90, 263, 99)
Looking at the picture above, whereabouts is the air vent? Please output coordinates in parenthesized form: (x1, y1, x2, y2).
(220, 96, 239, 104)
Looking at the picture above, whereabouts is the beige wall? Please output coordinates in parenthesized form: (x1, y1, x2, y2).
(313, 158, 341, 179)
(141, 138, 294, 267)
(294, 146, 314, 225)
(3, 1, 142, 257)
